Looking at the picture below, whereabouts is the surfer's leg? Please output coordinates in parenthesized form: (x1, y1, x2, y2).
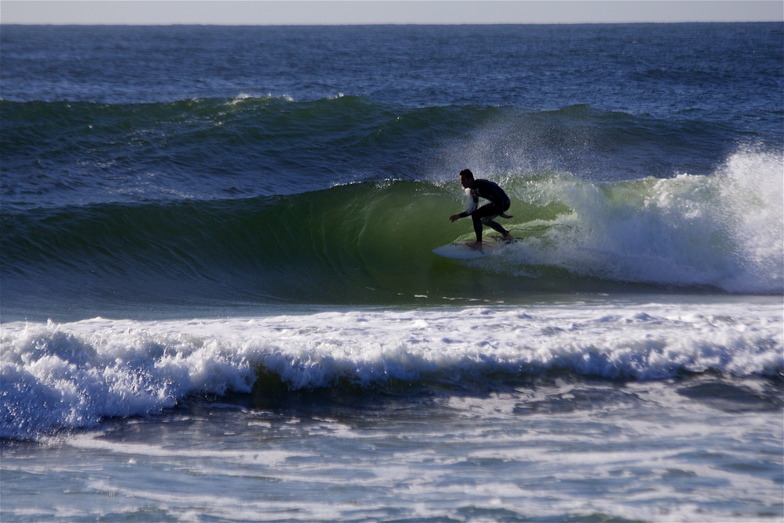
(485, 219, 510, 237)
(487, 221, 513, 242)
(476, 203, 510, 240)
(474, 204, 500, 242)
(471, 213, 483, 242)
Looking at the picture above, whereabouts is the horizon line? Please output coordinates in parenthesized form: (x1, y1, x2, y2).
(3, 20, 782, 26)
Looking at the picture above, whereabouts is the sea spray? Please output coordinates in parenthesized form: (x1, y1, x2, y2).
(508, 147, 784, 292)
(715, 146, 784, 292)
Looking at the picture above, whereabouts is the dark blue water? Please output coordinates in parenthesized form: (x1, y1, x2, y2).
(3, 25, 782, 194)
(1, 24, 782, 522)
(4, 25, 782, 114)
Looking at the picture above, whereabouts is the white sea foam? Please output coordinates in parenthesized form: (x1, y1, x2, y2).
(504, 147, 784, 293)
(1, 300, 781, 440)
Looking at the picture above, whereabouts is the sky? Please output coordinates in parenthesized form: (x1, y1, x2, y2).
(1, 0, 782, 25)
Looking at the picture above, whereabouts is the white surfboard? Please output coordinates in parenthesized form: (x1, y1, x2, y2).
(432, 238, 513, 259)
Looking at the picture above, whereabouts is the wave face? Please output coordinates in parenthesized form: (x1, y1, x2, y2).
(3, 144, 782, 316)
(3, 86, 782, 318)
(2, 303, 782, 440)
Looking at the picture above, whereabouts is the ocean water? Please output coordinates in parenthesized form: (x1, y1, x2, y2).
(1, 23, 782, 522)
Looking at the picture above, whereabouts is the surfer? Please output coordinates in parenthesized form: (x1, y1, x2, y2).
(449, 169, 513, 246)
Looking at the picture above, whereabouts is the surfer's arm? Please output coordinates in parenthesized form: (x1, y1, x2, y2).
(450, 189, 478, 221)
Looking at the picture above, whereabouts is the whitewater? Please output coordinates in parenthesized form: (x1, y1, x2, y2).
(2, 300, 782, 441)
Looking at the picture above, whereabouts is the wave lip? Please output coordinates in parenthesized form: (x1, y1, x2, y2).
(2, 302, 782, 440)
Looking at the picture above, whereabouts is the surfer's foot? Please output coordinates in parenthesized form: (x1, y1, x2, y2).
(466, 241, 483, 249)
(501, 233, 514, 243)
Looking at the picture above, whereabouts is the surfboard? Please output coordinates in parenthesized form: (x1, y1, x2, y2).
(432, 237, 514, 259)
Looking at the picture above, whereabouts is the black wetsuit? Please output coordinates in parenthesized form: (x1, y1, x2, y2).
(457, 179, 511, 242)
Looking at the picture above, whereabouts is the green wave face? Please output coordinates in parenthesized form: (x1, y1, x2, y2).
(1, 179, 564, 308)
(4, 155, 782, 315)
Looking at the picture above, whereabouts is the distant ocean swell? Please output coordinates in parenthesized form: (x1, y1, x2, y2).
(2, 304, 782, 440)
(2, 96, 779, 206)
(2, 146, 782, 309)
(1, 96, 485, 203)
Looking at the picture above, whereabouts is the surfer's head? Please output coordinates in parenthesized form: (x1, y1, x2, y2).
(459, 169, 475, 189)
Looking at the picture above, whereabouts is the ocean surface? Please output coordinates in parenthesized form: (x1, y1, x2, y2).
(1, 23, 782, 521)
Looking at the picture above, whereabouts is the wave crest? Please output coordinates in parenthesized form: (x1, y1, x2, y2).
(2, 303, 781, 440)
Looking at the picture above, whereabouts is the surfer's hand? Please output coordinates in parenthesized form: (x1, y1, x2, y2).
(449, 214, 460, 222)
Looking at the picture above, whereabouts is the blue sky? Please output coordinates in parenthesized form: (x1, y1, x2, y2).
(2, 1, 782, 25)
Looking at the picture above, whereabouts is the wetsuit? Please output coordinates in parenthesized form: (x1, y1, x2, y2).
(456, 179, 511, 242)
